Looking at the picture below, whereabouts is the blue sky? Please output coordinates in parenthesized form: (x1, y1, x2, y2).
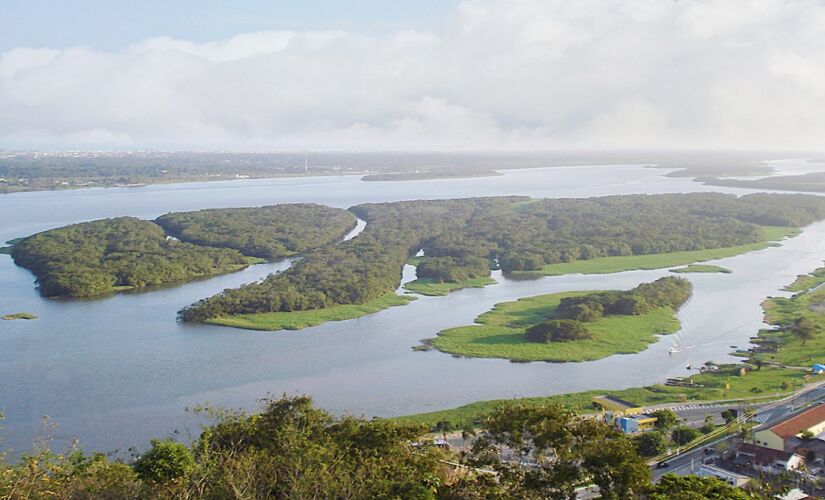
(0, 0, 457, 51)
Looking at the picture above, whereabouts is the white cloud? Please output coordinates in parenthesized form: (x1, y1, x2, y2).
(1, 0, 825, 151)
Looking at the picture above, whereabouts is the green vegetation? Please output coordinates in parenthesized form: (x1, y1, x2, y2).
(516, 226, 795, 277)
(403, 276, 496, 296)
(397, 263, 825, 430)
(155, 204, 355, 260)
(206, 293, 415, 331)
(670, 264, 732, 274)
(183, 193, 825, 328)
(753, 265, 825, 366)
(426, 277, 689, 362)
(5, 394, 730, 498)
(701, 171, 825, 194)
(11, 217, 253, 297)
(784, 266, 825, 292)
(2, 312, 37, 320)
(395, 366, 819, 429)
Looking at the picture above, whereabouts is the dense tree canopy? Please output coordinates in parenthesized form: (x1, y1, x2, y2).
(181, 193, 825, 322)
(11, 217, 251, 297)
(155, 204, 356, 260)
(525, 277, 692, 344)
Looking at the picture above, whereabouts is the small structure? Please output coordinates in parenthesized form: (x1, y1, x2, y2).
(616, 415, 657, 434)
(735, 443, 805, 474)
(754, 404, 825, 451)
(811, 363, 825, 374)
(696, 464, 750, 487)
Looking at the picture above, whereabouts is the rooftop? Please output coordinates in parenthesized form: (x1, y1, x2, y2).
(770, 404, 825, 439)
(738, 443, 798, 465)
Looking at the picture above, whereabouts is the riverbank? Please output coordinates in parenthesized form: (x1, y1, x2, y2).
(670, 264, 732, 274)
(204, 292, 416, 331)
(422, 290, 681, 362)
(510, 226, 797, 277)
(395, 264, 825, 429)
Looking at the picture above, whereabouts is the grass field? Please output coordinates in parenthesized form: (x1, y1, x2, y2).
(2, 312, 37, 320)
(511, 226, 797, 277)
(427, 291, 681, 362)
(393, 366, 818, 428)
(670, 264, 732, 274)
(206, 292, 416, 331)
(756, 267, 825, 367)
(404, 277, 497, 296)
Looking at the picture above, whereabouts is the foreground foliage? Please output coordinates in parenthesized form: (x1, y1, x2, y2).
(0, 396, 751, 499)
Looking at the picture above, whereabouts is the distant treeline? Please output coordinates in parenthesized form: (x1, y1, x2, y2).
(181, 193, 825, 322)
(11, 205, 355, 297)
(155, 204, 356, 260)
(526, 277, 692, 343)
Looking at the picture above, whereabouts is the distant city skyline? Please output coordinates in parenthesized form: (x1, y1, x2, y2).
(2, 0, 825, 152)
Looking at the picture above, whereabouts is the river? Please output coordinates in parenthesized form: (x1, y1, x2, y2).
(1, 164, 824, 455)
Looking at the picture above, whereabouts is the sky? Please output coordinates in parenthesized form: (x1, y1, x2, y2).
(1, 0, 825, 152)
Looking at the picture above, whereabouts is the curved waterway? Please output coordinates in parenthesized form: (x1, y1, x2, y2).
(1, 164, 824, 454)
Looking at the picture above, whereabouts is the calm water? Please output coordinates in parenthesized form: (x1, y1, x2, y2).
(1, 165, 823, 455)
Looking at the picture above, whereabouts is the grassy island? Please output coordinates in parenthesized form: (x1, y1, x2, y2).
(2, 312, 37, 320)
(205, 293, 415, 331)
(670, 264, 732, 274)
(404, 277, 497, 296)
(424, 277, 689, 362)
(395, 265, 825, 430)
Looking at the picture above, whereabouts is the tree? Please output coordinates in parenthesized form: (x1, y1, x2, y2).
(700, 414, 715, 434)
(525, 319, 591, 343)
(461, 403, 651, 499)
(671, 426, 700, 446)
(635, 431, 667, 457)
(651, 474, 750, 499)
(133, 440, 195, 483)
(793, 317, 819, 345)
(721, 409, 738, 424)
(651, 409, 678, 430)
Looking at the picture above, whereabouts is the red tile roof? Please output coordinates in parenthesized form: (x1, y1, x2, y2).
(770, 404, 825, 439)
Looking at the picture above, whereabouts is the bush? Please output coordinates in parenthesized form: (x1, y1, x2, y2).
(525, 319, 592, 343)
(134, 440, 195, 483)
(671, 427, 700, 446)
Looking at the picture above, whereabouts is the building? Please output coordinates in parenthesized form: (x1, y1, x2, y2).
(616, 415, 657, 434)
(754, 404, 825, 452)
(812, 364, 825, 374)
(592, 395, 643, 416)
(736, 443, 805, 474)
(696, 464, 750, 487)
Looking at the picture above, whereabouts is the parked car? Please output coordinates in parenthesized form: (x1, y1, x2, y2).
(656, 461, 670, 469)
